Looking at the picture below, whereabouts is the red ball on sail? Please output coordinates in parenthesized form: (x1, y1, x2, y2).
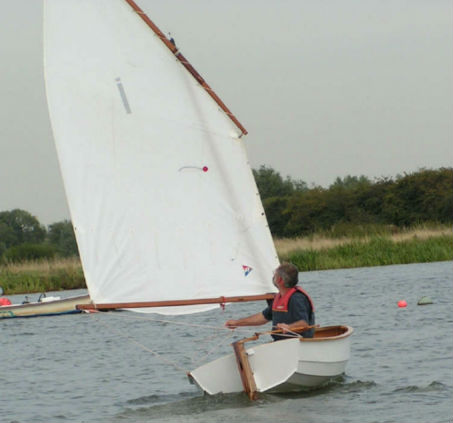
(202, 166, 208, 172)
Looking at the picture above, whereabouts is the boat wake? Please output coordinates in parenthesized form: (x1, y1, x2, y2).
(334, 379, 378, 392)
(268, 376, 377, 399)
(117, 391, 254, 420)
(124, 391, 196, 407)
(391, 381, 450, 394)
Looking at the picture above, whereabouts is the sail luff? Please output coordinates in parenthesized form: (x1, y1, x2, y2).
(77, 293, 275, 311)
(123, 0, 248, 135)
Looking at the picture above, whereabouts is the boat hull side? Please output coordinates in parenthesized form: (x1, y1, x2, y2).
(189, 325, 353, 395)
(0, 295, 91, 319)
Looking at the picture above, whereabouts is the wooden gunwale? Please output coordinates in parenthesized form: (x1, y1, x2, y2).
(123, 0, 247, 136)
(300, 325, 353, 342)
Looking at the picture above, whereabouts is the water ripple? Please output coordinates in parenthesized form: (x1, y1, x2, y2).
(392, 381, 449, 393)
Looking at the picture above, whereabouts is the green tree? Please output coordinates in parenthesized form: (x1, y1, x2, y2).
(329, 175, 371, 190)
(0, 223, 16, 255)
(382, 168, 453, 226)
(253, 165, 307, 200)
(3, 243, 56, 263)
(47, 220, 79, 257)
(262, 197, 290, 236)
(0, 209, 46, 248)
(284, 188, 329, 236)
(258, 167, 452, 237)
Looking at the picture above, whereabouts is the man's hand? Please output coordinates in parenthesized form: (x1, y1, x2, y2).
(276, 323, 291, 333)
(225, 313, 268, 329)
(225, 319, 239, 329)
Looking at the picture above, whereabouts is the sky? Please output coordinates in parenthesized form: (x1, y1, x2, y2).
(0, 0, 452, 225)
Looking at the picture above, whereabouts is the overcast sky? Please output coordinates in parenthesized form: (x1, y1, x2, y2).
(0, 0, 452, 225)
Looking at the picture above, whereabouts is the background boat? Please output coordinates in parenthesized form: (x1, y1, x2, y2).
(0, 293, 91, 319)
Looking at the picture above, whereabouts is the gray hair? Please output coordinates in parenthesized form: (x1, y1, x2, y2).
(275, 263, 299, 288)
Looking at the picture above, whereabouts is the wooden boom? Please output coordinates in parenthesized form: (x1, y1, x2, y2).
(77, 293, 275, 311)
(124, 0, 248, 136)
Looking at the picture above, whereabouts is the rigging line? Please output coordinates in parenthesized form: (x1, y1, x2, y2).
(88, 312, 186, 373)
(100, 311, 255, 334)
(186, 330, 237, 367)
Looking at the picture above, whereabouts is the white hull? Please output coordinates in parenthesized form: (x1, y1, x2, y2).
(189, 325, 353, 395)
(0, 294, 91, 319)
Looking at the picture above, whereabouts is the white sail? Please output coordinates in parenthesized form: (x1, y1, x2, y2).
(43, 0, 279, 314)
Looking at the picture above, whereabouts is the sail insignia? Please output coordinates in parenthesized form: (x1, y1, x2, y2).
(243, 265, 253, 277)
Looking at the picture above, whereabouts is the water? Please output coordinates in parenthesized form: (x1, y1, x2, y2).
(1, 261, 452, 423)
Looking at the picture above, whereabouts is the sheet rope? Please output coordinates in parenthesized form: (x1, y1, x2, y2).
(86, 311, 305, 374)
(86, 311, 249, 373)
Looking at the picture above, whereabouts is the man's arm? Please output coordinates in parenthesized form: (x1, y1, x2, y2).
(276, 320, 309, 333)
(225, 312, 269, 329)
(277, 293, 311, 333)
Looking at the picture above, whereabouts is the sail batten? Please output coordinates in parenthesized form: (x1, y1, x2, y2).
(44, 0, 279, 315)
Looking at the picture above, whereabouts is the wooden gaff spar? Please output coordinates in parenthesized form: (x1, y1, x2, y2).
(123, 0, 248, 137)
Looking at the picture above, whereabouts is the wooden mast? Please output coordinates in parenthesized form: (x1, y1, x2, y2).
(77, 293, 274, 311)
(123, 0, 248, 136)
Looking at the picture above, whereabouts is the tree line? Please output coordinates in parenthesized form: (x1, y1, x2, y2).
(253, 166, 453, 237)
(0, 210, 77, 262)
(1, 167, 451, 262)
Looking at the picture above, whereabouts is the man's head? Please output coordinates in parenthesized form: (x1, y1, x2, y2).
(274, 262, 299, 288)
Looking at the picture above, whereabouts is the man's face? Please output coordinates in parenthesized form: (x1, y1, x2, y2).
(272, 272, 280, 289)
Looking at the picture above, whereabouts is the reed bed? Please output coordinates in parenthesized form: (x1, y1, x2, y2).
(1, 226, 451, 294)
(274, 226, 452, 257)
(0, 257, 85, 295)
(278, 227, 452, 272)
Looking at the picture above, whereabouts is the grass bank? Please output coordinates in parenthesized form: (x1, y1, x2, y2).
(1, 226, 451, 295)
(0, 257, 85, 295)
(276, 226, 452, 271)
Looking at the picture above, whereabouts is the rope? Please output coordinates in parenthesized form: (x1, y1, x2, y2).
(101, 310, 254, 334)
(85, 311, 294, 375)
(86, 311, 259, 374)
(89, 312, 187, 372)
(186, 329, 237, 367)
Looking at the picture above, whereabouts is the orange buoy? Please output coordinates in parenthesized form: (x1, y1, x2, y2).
(397, 300, 407, 308)
(0, 297, 12, 306)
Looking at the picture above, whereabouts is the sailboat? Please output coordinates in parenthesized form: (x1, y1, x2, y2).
(0, 292, 90, 319)
(43, 0, 352, 399)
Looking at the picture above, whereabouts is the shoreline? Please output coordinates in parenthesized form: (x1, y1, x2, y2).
(1, 228, 451, 295)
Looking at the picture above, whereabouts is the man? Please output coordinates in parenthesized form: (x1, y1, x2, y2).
(225, 263, 315, 340)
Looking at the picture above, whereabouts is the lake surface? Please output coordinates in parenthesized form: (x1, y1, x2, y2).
(1, 261, 452, 423)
